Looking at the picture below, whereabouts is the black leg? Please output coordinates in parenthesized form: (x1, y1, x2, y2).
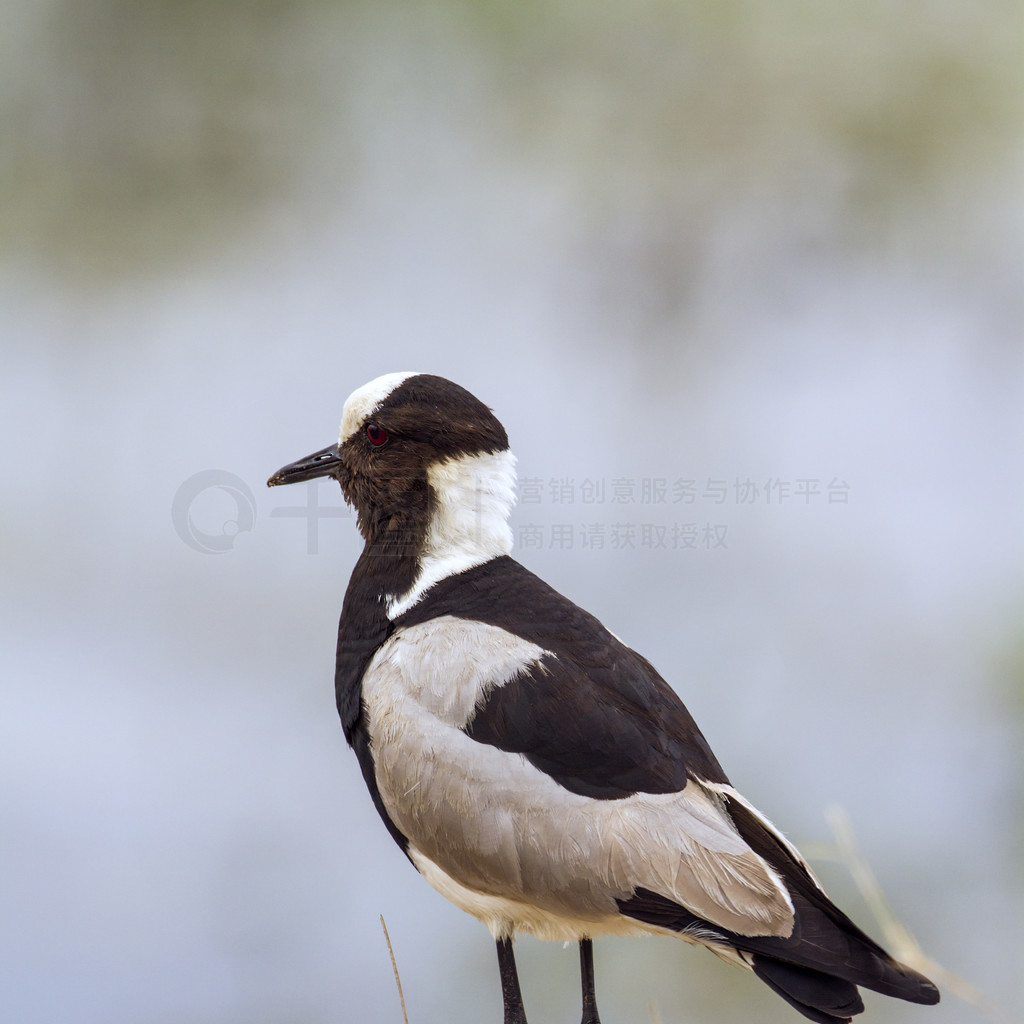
(579, 938, 602, 1024)
(496, 936, 528, 1024)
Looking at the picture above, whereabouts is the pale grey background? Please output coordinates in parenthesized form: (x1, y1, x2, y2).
(2, 3, 1021, 1023)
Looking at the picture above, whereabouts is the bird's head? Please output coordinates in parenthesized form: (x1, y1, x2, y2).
(268, 373, 516, 573)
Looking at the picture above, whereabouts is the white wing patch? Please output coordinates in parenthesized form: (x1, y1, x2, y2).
(363, 618, 796, 941)
(364, 616, 548, 730)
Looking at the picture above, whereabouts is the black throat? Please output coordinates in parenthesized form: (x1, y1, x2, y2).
(334, 530, 421, 739)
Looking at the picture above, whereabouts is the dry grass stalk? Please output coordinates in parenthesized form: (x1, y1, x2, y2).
(380, 915, 410, 1024)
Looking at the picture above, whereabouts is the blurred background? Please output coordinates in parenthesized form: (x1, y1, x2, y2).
(2, 2, 1022, 1022)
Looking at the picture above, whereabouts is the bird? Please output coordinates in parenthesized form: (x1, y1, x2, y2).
(267, 371, 940, 1024)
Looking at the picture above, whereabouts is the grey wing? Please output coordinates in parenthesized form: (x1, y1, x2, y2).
(361, 616, 796, 938)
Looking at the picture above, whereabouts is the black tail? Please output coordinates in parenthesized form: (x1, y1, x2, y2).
(618, 793, 939, 1022)
(750, 959, 863, 1024)
(621, 883, 939, 1022)
(724, 793, 940, 1007)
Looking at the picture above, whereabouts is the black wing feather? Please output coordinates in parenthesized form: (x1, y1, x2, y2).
(393, 555, 728, 796)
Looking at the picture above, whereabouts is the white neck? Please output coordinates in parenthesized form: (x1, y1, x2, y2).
(386, 449, 517, 619)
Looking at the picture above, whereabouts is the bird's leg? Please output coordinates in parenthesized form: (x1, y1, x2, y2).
(496, 936, 528, 1024)
(579, 938, 602, 1024)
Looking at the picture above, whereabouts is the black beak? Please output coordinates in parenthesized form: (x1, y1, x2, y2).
(267, 444, 344, 487)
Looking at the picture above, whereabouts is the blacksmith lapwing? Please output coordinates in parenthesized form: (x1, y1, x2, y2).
(267, 372, 939, 1024)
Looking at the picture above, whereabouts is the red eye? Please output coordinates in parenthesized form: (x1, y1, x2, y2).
(365, 423, 388, 447)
